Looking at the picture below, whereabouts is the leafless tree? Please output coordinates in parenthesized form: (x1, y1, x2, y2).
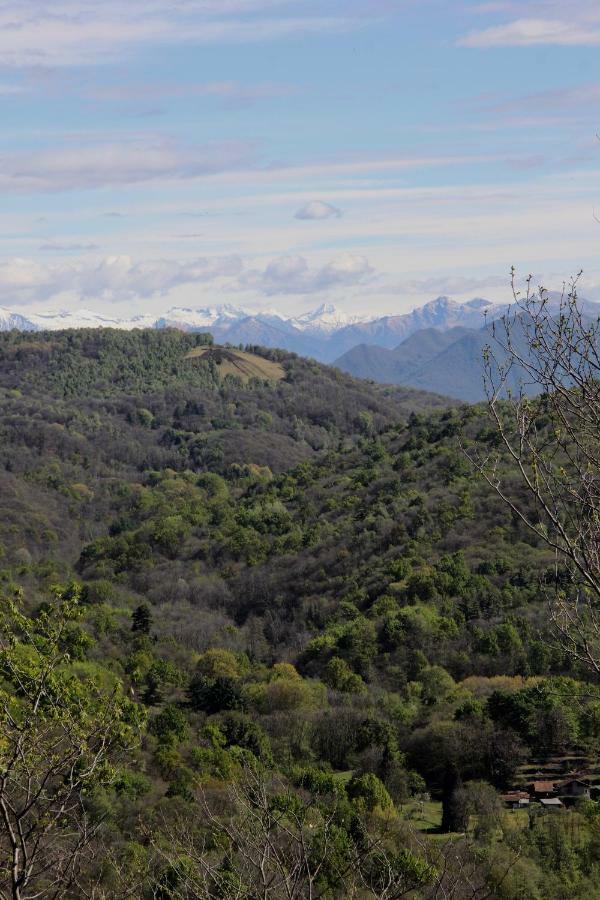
(422, 835, 520, 900)
(0, 588, 141, 900)
(466, 269, 600, 672)
(149, 760, 435, 899)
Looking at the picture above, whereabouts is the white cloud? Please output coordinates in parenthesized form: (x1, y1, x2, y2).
(0, 1, 361, 67)
(480, 0, 600, 12)
(460, 17, 600, 47)
(0, 250, 376, 306)
(0, 145, 502, 195)
(242, 253, 374, 295)
(294, 200, 342, 220)
(201, 153, 509, 189)
(0, 138, 255, 193)
(0, 254, 242, 305)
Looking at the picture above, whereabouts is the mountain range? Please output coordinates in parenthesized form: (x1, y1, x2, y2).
(335, 293, 600, 401)
(0, 296, 505, 362)
(4, 293, 596, 402)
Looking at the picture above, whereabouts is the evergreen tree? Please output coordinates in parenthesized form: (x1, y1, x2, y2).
(441, 765, 468, 833)
(132, 602, 152, 635)
(142, 666, 164, 705)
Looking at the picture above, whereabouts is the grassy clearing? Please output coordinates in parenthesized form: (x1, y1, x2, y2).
(331, 770, 354, 785)
(400, 799, 443, 832)
(185, 347, 285, 382)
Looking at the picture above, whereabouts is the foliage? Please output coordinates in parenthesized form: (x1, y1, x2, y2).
(0, 585, 143, 899)
(0, 327, 598, 897)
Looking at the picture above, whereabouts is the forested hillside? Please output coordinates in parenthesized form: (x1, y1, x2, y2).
(1, 328, 599, 899)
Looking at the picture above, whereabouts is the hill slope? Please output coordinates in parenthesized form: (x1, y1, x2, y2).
(336, 326, 474, 385)
(184, 346, 286, 381)
(0, 328, 452, 511)
(2, 326, 599, 897)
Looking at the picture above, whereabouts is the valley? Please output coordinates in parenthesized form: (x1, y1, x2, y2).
(0, 324, 598, 897)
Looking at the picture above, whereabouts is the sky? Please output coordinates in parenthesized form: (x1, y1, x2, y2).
(1, 0, 600, 319)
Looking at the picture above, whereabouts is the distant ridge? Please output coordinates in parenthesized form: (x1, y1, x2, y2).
(334, 326, 474, 384)
(0, 295, 505, 359)
(335, 294, 600, 401)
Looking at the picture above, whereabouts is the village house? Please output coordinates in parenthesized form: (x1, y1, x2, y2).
(501, 791, 530, 810)
(530, 780, 557, 799)
(558, 779, 591, 804)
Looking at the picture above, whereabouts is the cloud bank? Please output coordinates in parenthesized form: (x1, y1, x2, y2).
(0, 251, 375, 306)
(0, 255, 242, 305)
(243, 253, 373, 295)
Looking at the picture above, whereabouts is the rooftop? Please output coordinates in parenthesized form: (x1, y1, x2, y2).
(531, 781, 557, 792)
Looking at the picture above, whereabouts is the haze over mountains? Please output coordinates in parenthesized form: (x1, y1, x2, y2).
(335, 293, 600, 401)
(0, 295, 504, 360)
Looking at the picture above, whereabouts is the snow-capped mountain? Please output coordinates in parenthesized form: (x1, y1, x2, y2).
(154, 305, 247, 331)
(289, 303, 369, 334)
(0, 297, 513, 363)
(405, 296, 498, 330)
(312, 296, 507, 361)
(25, 309, 157, 331)
(0, 307, 39, 331)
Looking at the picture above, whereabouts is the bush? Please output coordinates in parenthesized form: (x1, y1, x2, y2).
(347, 773, 394, 812)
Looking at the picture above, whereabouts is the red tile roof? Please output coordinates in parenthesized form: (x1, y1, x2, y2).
(532, 781, 556, 792)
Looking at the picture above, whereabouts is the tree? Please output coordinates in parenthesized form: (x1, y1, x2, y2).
(0, 585, 143, 900)
(323, 657, 366, 694)
(149, 705, 189, 746)
(149, 759, 435, 899)
(441, 766, 468, 834)
(469, 272, 600, 673)
(419, 665, 455, 705)
(187, 674, 244, 715)
(347, 773, 394, 813)
(464, 782, 501, 843)
(142, 666, 164, 706)
(131, 603, 152, 636)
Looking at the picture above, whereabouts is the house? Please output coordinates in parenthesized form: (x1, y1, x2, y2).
(558, 779, 591, 805)
(501, 791, 530, 809)
(539, 797, 563, 811)
(530, 781, 557, 799)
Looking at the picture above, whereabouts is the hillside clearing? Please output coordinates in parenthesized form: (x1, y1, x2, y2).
(185, 346, 286, 381)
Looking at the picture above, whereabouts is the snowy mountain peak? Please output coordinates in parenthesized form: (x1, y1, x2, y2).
(0, 297, 510, 349)
(411, 295, 502, 329)
(464, 297, 495, 310)
(27, 308, 142, 330)
(424, 296, 462, 314)
(291, 303, 369, 334)
(158, 305, 247, 327)
(0, 306, 38, 332)
(153, 305, 250, 332)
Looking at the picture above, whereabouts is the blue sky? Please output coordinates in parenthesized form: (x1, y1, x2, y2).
(1, 0, 600, 318)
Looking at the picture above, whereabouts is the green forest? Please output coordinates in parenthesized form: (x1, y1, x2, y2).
(0, 323, 599, 899)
